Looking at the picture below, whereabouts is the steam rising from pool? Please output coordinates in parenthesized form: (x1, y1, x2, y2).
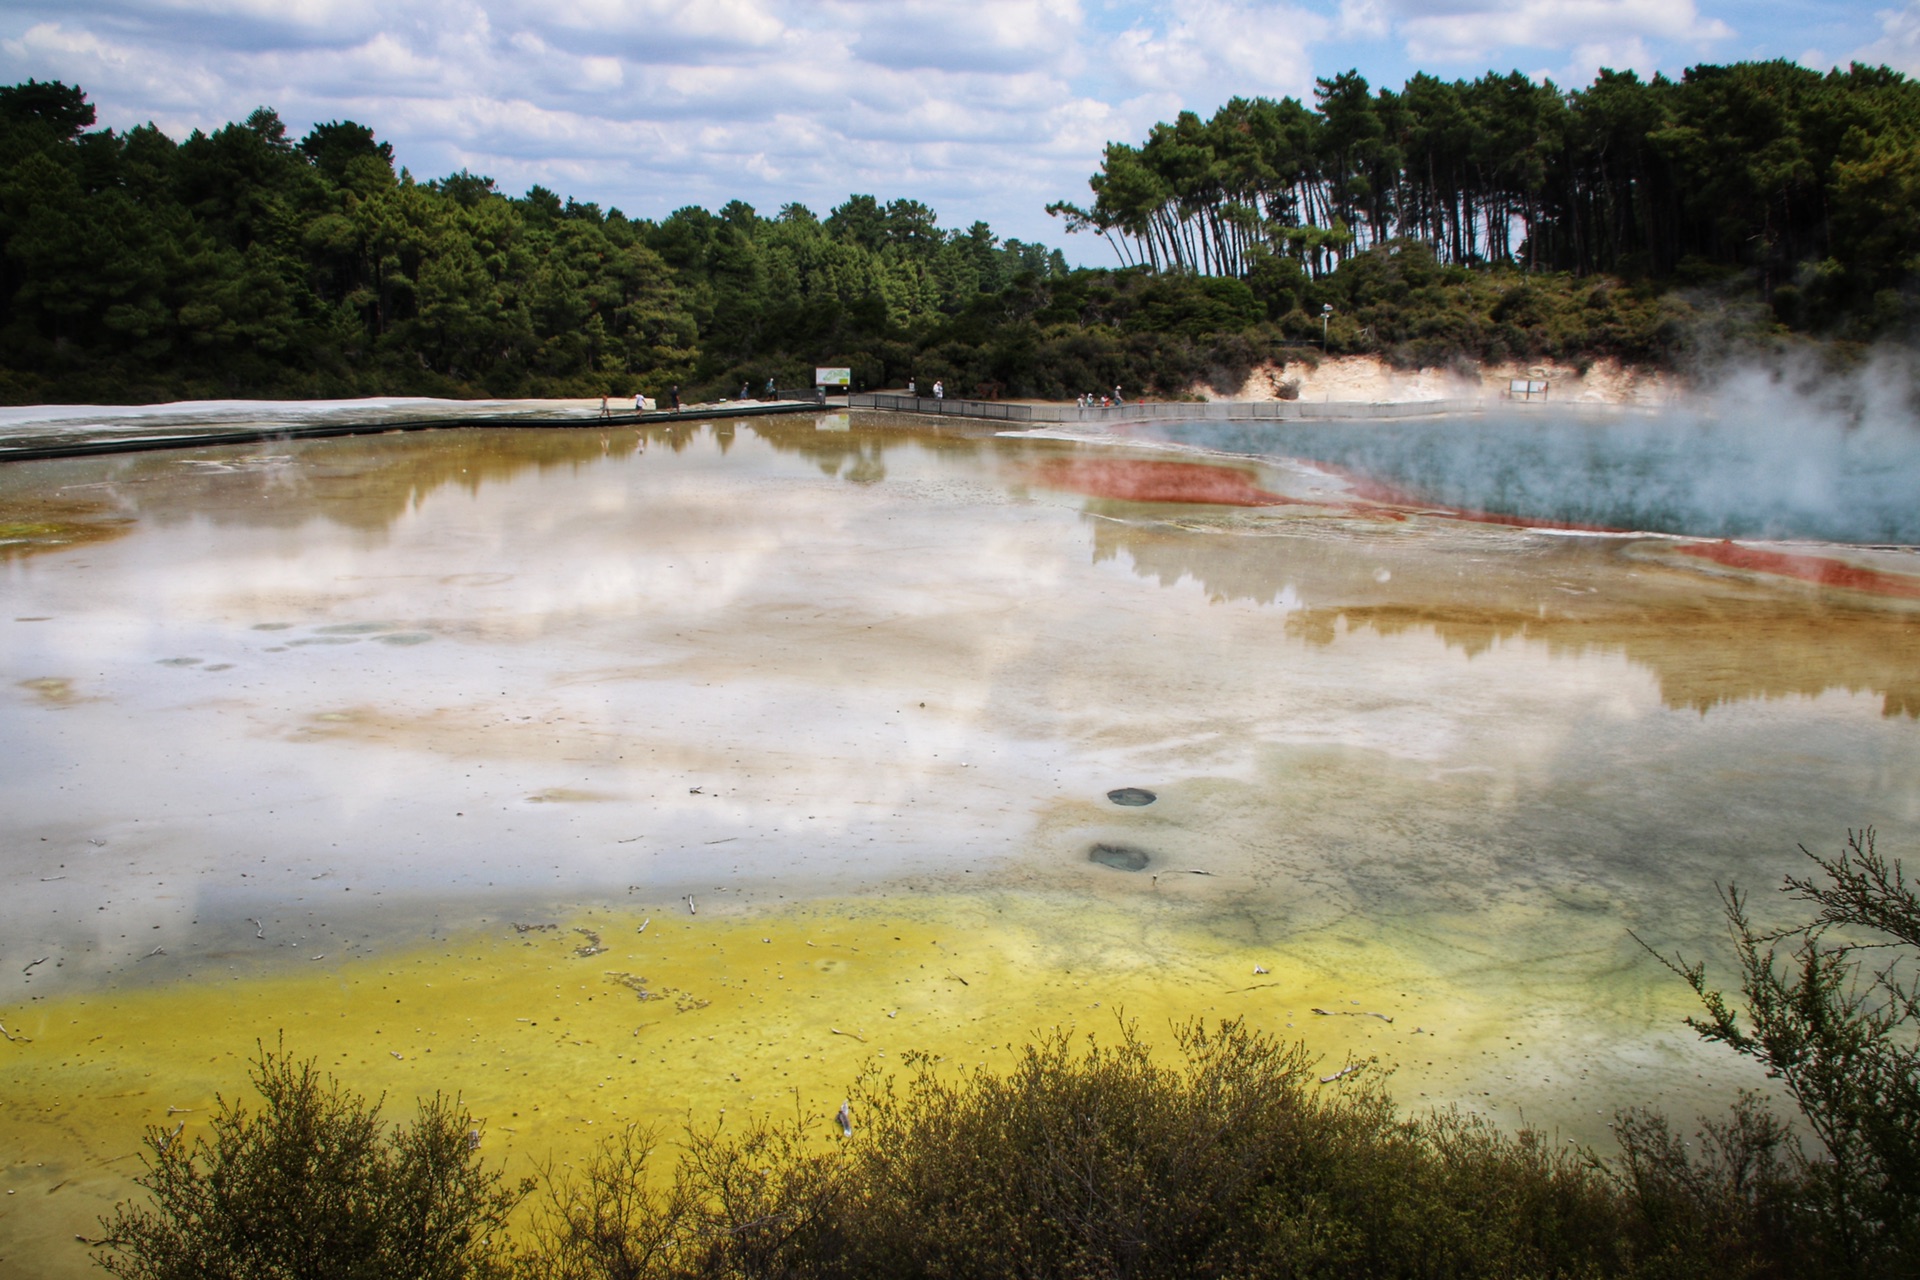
(1135, 356, 1920, 544)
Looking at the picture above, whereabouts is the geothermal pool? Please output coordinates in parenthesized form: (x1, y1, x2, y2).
(2, 406, 1918, 1275)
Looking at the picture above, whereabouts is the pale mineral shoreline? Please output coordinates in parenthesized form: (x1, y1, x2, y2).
(1200, 354, 1683, 407)
(0, 355, 1684, 436)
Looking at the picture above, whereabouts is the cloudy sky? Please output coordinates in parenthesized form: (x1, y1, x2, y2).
(3, 0, 1914, 262)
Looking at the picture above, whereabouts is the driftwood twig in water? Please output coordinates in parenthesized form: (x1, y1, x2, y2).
(830, 1027, 867, 1043)
(1311, 1007, 1393, 1023)
(1319, 1063, 1364, 1084)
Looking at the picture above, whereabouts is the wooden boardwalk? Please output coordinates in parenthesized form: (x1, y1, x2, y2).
(849, 392, 1487, 425)
(0, 399, 836, 463)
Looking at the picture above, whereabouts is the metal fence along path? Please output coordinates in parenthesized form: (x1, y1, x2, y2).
(849, 393, 1486, 425)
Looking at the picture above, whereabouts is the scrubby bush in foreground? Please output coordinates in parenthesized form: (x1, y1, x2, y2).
(514, 1022, 1657, 1279)
(96, 830, 1918, 1278)
(1638, 827, 1919, 1277)
(522, 828, 1916, 1278)
(93, 1042, 529, 1280)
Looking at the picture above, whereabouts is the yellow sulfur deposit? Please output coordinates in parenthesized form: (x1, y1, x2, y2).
(2, 887, 1726, 1279)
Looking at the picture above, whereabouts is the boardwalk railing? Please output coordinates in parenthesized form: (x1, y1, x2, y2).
(852, 394, 1036, 422)
(849, 394, 1483, 424)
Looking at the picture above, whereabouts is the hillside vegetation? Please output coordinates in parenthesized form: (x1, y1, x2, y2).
(3, 62, 1916, 405)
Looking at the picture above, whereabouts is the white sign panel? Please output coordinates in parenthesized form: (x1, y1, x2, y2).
(815, 367, 851, 387)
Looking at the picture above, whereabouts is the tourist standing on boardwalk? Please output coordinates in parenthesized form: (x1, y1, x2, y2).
(669, 384, 681, 410)
(933, 380, 944, 401)
(600, 394, 612, 419)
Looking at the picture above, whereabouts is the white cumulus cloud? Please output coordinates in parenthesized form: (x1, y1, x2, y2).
(1388, 0, 1729, 64)
(1113, 0, 1329, 101)
(0, 0, 1792, 257)
(1851, 1, 1920, 74)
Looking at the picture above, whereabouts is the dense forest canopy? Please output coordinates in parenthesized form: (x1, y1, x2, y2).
(0, 61, 1913, 405)
(1049, 61, 1920, 330)
(0, 77, 1066, 403)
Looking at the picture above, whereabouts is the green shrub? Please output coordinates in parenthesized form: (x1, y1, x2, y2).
(1639, 828, 1920, 1278)
(97, 831, 1918, 1279)
(526, 1021, 1653, 1279)
(94, 1041, 529, 1280)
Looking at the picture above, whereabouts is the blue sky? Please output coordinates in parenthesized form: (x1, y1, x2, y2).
(2, 1, 1911, 263)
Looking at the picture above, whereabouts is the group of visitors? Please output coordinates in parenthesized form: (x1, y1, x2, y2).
(598, 385, 681, 417)
(599, 379, 1133, 416)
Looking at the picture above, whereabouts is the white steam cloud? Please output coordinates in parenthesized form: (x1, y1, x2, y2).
(1140, 353, 1920, 546)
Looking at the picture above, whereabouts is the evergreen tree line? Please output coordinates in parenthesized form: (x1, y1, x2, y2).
(2, 64, 1910, 408)
(1049, 61, 1920, 333)
(0, 78, 1066, 405)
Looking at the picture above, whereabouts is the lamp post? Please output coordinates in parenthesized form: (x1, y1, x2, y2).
(1321, 303, 1333, 351)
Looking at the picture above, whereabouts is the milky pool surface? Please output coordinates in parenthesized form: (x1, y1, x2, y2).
(2, 411, 1917, 1276)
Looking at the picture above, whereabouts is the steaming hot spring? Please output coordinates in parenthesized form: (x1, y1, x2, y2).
(0, 386, 1915, 1278)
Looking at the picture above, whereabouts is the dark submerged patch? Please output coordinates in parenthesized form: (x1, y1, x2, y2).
(1107, 787, 1157, 806)
(1089, 843, 1151, 872)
